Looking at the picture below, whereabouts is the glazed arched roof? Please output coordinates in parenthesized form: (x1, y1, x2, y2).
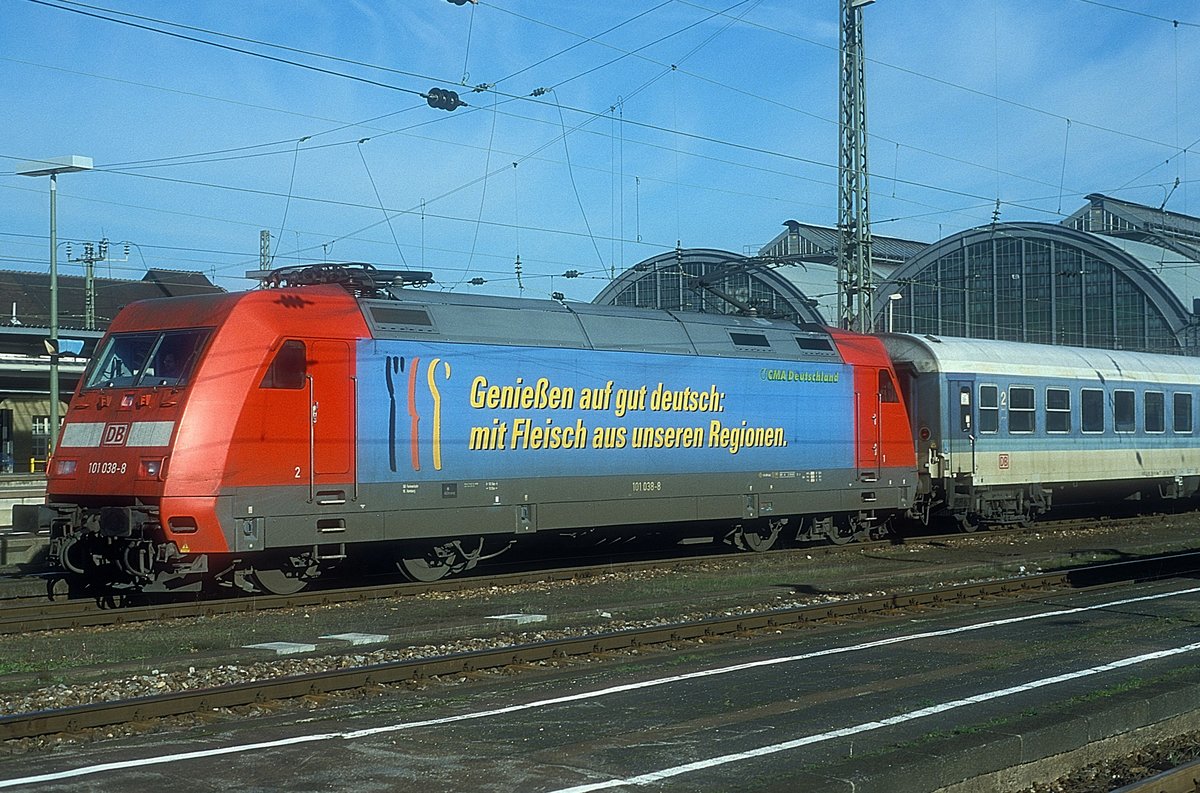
(592, 248, 827, 325)
(875, 222, 1192, 335)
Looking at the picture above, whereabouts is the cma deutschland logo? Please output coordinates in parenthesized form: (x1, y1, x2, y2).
(101, 423, 130, 446)
(384, 355, 451, 473)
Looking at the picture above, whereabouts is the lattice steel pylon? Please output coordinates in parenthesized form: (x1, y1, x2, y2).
(837, 0, 875, 331)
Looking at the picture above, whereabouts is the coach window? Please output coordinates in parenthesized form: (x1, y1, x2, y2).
(1113, 389, 1136, 433)
(1046, 387, 1071, 433)
(260, 340, 307, 389)
(1081, 388, 1104, 433)
(1144, 391, 1165, 433)
(978, 385, 999, 433)
(1008, 386, 1035, 433)
(1174, 392, 1193, 434)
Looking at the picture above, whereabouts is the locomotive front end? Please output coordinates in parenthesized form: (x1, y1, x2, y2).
(16, 317, 218, 593)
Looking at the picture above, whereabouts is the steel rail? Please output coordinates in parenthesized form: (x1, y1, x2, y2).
(1112, 758, 1200, 793)
(0, 574, 1068, 741)
(0, 515, 1177, 636)
(0, 535, 913, 635)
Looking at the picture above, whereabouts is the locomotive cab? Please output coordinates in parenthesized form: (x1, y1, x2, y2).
(17, 326, 214, 591)
(20, 284, 372, 595)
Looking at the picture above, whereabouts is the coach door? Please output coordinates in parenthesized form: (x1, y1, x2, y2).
(945, 378, 976, 476)
(309, 340, 355, 491)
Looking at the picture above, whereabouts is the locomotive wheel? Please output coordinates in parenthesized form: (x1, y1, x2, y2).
(733, 520, 782, 552)
(956, 514, 983, 533)
(397, 538, 487, 582)
(249, 562, 318, 595)
(397, 554, 454, 583)
(825, 515, 866, 545)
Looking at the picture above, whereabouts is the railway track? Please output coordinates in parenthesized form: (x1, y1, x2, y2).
(0, 514, 1183, 636)
(0, 574, 1064, 741)
(0, 563, 640, 636)
(1114, 758, 1200, 793)
(2, 550, 1199, 742)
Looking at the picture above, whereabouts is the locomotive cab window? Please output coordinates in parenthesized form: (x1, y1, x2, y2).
(1174, 392, 1193, 434)
(140, 329, 209, 387)
(979, 385, 999, 433)
(1144, 391, 1165, 434)
(878, 370, 900, 403)
(1008, 386, 1035, 433)
(1045, 387, 1071, 434)
(85, 329, 210, 389)
(1082, 388, 1105, 433)
(260, 340, 307, 389)
(1113, 389, 1136, 433)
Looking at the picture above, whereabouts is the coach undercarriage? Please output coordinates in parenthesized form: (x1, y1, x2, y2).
(944, 477, 1051, 532)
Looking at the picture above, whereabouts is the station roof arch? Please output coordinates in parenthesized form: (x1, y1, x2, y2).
(874, 200, 1200, 355)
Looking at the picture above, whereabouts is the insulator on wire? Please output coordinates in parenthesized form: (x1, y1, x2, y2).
(426, 87, 464, 111)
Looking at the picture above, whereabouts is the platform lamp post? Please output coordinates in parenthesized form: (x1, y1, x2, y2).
(887, 292, 902, 333)
(15, 155, 93, 457)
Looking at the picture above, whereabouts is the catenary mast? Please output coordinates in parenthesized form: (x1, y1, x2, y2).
(837, 0, 875, 331)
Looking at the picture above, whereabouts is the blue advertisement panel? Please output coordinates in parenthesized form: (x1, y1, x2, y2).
(356, 340, 854, 483)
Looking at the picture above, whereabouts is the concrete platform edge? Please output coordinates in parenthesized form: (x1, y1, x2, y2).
(796, 675, 1200, 793)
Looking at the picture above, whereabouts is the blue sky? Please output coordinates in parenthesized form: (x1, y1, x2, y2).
(2, 0, 1197, 304)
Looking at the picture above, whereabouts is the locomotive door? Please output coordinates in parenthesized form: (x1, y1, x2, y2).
(309, 340, 354, 483)
(946, 378, 976, 476)
(853, 366, 882, 481)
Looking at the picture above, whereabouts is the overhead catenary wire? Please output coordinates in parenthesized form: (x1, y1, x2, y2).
(27, 0, 432, 97)
(356, 140, 407, 266)
(271, 137, 308, 267)
(12, 0, 1152, 233)
(23, 0, 1164, 202)
(9, 0, 1197, 294)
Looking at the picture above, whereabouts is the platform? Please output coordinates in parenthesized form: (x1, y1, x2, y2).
(0, 475, 47, 567)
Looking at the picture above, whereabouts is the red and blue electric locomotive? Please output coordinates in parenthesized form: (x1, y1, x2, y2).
(17, 263, 918, 594)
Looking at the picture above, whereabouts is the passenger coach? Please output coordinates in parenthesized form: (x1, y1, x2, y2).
(884, 334, 1200, 530)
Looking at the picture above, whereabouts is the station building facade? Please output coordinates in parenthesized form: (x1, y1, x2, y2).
(0, 269, 221, 472)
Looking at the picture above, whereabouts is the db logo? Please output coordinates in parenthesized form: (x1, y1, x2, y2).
(998, 453, 1010, 470)
(101, 423, 130, 446)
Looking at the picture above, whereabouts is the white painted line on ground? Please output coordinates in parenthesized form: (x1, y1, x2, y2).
(546, 640, 1200, 792)
(3, 584, 1197, 789)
